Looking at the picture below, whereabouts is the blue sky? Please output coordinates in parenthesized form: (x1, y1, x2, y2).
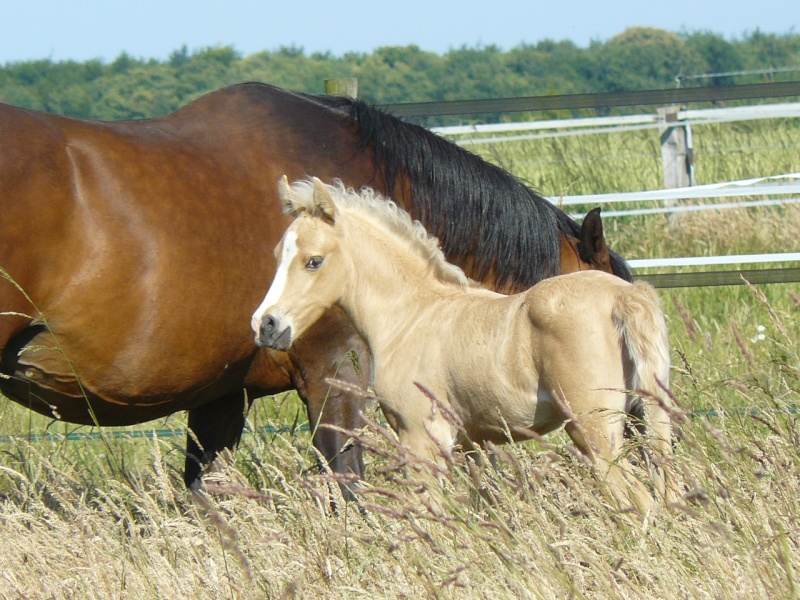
(0, 0, 797, 64)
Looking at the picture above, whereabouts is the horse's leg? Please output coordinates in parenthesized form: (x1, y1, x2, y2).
(288, 309, 370, 501)
(184, 390, 249, 488)
(292, 358, 368, 502)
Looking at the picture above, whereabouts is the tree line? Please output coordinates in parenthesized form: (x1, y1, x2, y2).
(1, 27, 798, 123)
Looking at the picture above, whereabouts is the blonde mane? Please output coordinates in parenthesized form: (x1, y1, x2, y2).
(286, 179, 471, 287)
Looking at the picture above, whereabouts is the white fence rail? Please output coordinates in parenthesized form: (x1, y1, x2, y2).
(552, 173, 800, 218)
(556, 174, 800, 205)
(433, 102, 800, 144)
(628, 252, 800, 270)
(549, 173, 800, 276)
(431, 102, 800, 282)
(430, 100, 800, 284)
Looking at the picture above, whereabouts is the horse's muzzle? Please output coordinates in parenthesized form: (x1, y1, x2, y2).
(254, 314, 293, 351)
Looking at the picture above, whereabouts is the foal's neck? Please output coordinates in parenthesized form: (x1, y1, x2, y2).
(339, 217, 460, 353)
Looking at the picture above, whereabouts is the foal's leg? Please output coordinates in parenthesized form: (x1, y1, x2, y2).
(554, 387, 655, 511)
(400, 418, 456, 469)
(642, 397, 680, 504)
(394, 420, 460, 513)
(395, 397, 459, 477)
(459, 439, 502, 507)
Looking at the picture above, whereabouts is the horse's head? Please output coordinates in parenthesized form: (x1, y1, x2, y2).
(558, 207, 614, 276)
(252, 176, 346, 351)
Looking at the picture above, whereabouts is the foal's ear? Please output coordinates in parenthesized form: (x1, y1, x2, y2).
(277, 175, 300, 215)
(312, 177, 338, 224)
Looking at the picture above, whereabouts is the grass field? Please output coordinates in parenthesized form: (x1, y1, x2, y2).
(0, 117, 798, 599)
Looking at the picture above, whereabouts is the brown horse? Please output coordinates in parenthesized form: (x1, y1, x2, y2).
(0, 82, 630, 492)
(254, 178, 675, 509)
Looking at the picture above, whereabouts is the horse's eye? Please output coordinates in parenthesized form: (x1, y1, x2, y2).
(306, 256, 324, 271)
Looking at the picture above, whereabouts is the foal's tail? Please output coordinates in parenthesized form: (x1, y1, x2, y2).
(612, 281, 678, 502)
(612, 281, 670, 399)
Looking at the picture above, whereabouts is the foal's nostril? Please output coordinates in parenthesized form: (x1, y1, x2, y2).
(260, 315, 277, 337)
(255, 314, 292, 350)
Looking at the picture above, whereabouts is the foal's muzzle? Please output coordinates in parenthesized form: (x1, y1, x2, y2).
(254, 314, 293, 351)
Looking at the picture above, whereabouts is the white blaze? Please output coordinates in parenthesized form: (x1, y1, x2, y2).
(251, 230, 298, 334)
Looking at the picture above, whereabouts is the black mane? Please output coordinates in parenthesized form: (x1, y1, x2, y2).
(313, 94, 631, 290)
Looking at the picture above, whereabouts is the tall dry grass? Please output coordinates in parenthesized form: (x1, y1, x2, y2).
(0, 117, 799, 598)
(1, 355, 799, 599)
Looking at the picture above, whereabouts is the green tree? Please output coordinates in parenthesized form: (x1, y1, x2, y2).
(683, 32, 744, 85)
(1, 29, 798, 121)
(587, 27, 706, 91)
(357, 45, 443, 103)
(505, 40, 591, 95)
(739, 30, 800, 80)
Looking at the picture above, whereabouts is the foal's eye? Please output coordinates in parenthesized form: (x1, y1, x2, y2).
(305, 256, 324, 271)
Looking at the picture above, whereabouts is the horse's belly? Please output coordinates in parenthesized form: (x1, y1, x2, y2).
(11, 327, 85, 400)
(2, 328, 161, 425)
(0, 322, 260, 425)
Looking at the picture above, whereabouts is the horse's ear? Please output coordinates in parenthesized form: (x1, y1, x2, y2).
(312, 177, 338, 224)
(277, 175, 301, 215)
(577, 207, 611, 271)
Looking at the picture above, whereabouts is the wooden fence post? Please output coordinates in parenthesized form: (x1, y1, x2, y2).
(657, 106, 695, 189)
(324, 78, 358, 99)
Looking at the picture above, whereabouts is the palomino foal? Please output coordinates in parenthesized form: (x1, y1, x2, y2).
(253, 177, 676, 509)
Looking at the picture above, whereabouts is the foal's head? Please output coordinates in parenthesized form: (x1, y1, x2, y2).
(251, 176, 347, 351)
(252, 176, 470, 351)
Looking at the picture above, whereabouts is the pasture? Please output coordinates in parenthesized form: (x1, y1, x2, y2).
(0, 117, 799, 599)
